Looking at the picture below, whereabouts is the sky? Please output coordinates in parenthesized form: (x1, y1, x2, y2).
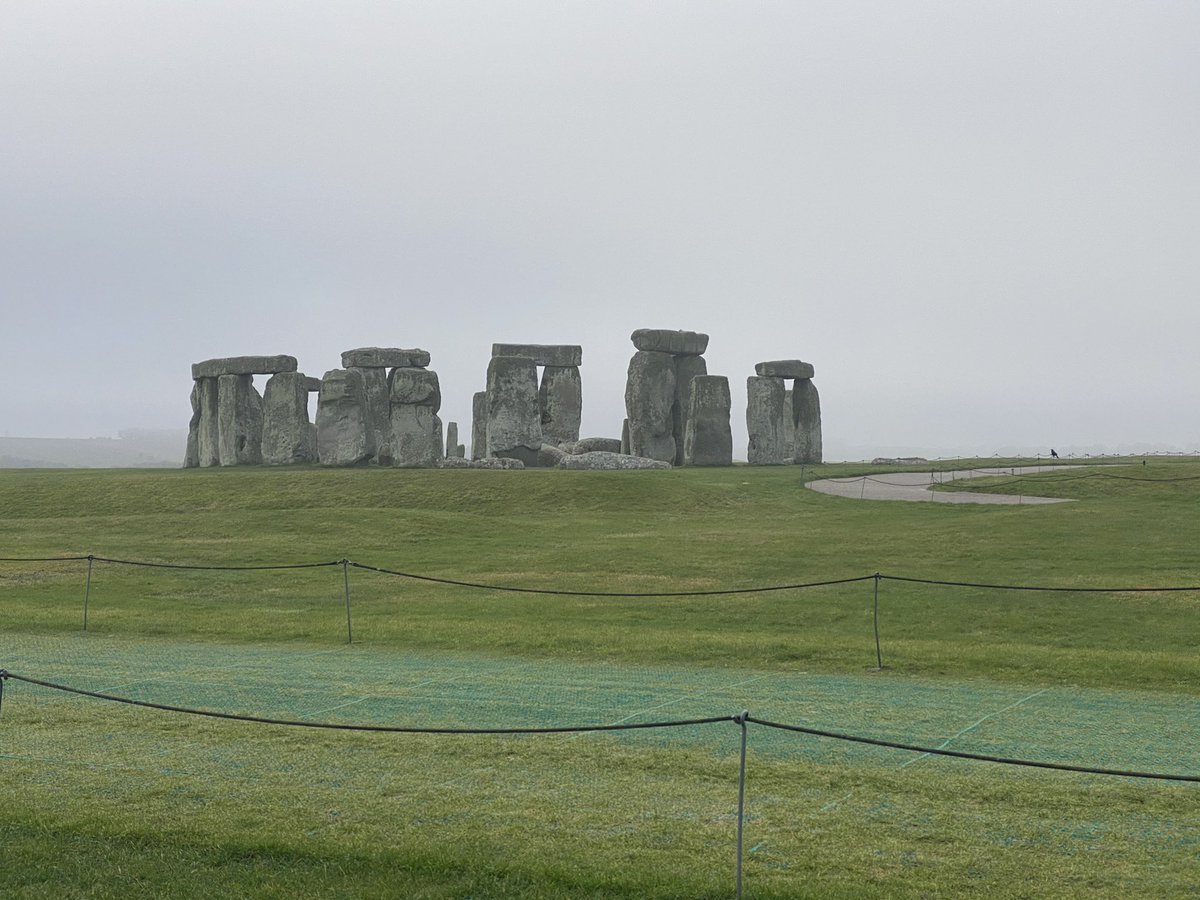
(2, 1, 1197, 460)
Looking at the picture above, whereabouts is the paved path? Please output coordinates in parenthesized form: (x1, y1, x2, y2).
(807, 466, 1088, 505)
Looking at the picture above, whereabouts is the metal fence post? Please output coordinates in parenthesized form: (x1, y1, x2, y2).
(82, 554, 94, 632)
(735, 709, 750, 898)
(342, 558, 353, 644)
(872, 572, 883, 669)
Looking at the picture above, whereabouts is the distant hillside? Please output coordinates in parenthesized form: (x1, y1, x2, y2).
(0, 430, 186, 468)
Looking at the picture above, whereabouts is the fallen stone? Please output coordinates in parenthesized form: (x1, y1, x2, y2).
(341, 347, 431, 369)
(624, 350, 676, 464)
(486, 356, 542, 466)
(755, 359, 815, 379)
(192, 355, 297, 379)
(683, 375, 733, 467)
(262, 372, 316, 465)
(746, 376, 788, 465)
(472, 457, 526, 469)
(538, 443, 568, 468)
(438, 455, 473, 468)
(573, 437, 622, 454)
(792, 378, 823, 464)
(558, 452, 671, 470)
(217, 374, 264, 466)
(316, 369, 375, 466)
(471, 391, 487, 461)
(491, 343, 582, 367)
(672, 354, 708, 465)
(630, 329, 709, 355)
(539, 365, 582, 446)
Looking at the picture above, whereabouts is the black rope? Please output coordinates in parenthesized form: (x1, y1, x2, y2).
(0, 555, 91, 562)
(746, 716, 1200, 783)
(0, 671, 734, 735)
(881, 574, 1200, 593)
(89, 556, 342, 572)
(348, 561, 875, 597)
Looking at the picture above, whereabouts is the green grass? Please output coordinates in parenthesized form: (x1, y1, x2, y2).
(2, 459, 1199, 897)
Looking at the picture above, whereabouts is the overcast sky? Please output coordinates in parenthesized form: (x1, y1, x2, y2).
(2, 1, 1197, 460)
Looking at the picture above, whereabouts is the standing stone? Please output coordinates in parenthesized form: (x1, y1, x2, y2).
(746, 376, 788, 465)
(347, 366, 392, 466)
(684, 376, 733, 467)
(671, 355, 708, 466)
(782, 389, 796, 456)
(486, 357, 542, 466)
(793, 378, 823, 464)
(316, 369, 375, 466)
(620, 419, 630, 455)
(195, 377, 219, 467)
(184, 382, 202, 468)
(262, 372, 315, 465)
(539, 365, 583, 446)
(445, 422, 459, 458)
(624, 351, 676, 464)
(390, 367, 442, 468)
(471, 391, 488, 461)
(217, 374, 263, 466)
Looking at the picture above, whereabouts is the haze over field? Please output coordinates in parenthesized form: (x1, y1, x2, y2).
(1, 2, 1197, 463)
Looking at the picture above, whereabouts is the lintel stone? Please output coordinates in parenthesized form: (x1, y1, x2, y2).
(192, 355, 297, 379)
(630, 329, 709, 355)
(755, 360, 815, 379)
(341, 347, 431, 369)
(491, 343, 582, 367)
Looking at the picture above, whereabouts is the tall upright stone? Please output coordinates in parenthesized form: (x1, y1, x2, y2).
(671, 355, 708, 466)
(486, 356, 542, 466)
(316, 369, 375, 466)
(195, 377, 220, 467)
(184, 381, 202, 468)
(624, 350, 677, 463)
(620, 419, 631, 456)
(262, 372, 316, 465)
(782, 388, 796, 456)
(684, 376, 733, 467)
(445, 421, 459, 458)
(217, 374, 263, 466)
(390, 367, 442, 468)
(347, 366, 392, 466)
(792, 378, 823, 464)
(539, 365, 583, 446)
(471, 391, 488, 461)
(746, 376, 788, 465)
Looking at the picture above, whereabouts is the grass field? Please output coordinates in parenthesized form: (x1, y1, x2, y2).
(1, 458, 1198, 897)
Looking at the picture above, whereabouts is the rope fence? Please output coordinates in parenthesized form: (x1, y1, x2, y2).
(0, 667, 1194, 898)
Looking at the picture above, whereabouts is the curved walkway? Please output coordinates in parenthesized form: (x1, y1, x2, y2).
(807, 466, 1088, 505)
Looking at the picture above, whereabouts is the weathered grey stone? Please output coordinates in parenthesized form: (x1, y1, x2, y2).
(621, 419, 630, 455)
(389, 367, 441, 409)
(303, 377, 323, 393)
(192, 356, 297, 379)
(316, 369, 375, 466)
(558, 452, 671, 470)
(445, 422, 459, 458)
(491, 343, 582, 367)
(391, 404, 440, 468)
(438, 455, 473, 469)
(630, 329, 709, 355)
(782, 388, 796, 454)
(538, 443, 568, 467)
(471, 391, 487, 461)
(455, 444, 466, 458)
(184, 382, 201, 468)
(433, 415, 444, 462)
(624, 351, 676, 463)
(486, 356, 542, 466)
(746, 376, 788, 465)
(349, 366, 392, 465)
(792, 378, 823, 464)
(217, 374, 263, 466)
(195, 377, 220, 467)
(472, 457, 526, 469)
(755, 359, 815, 379)
(341, 347, 431, 369)
(539, 365, 582, 446)
(671, 354, 708, 466)
(683, 375, 733, 467)
(573, 437, 622, 454)
(262, 372, 315, 465)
